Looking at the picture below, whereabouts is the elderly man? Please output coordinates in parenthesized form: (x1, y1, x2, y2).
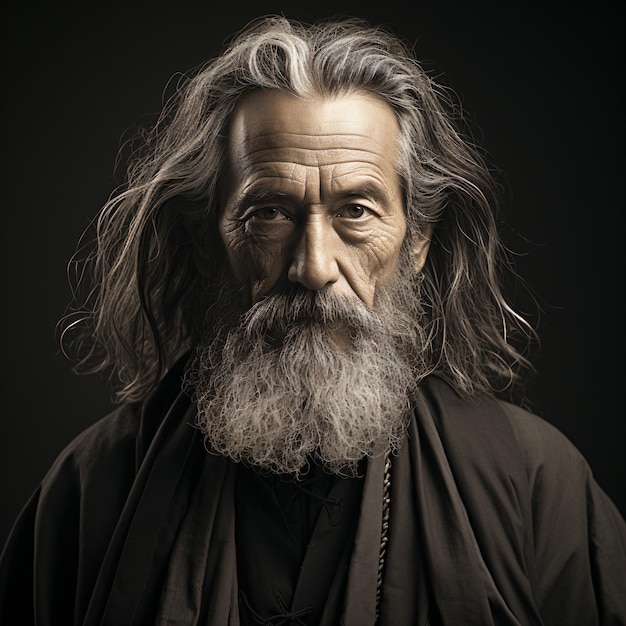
(1, 15, 624, 626)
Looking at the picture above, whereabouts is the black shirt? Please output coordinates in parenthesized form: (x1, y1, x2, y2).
(235, 462, 365, 624)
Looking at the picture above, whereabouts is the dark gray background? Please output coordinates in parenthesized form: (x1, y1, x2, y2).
(2, 2, 624, 546)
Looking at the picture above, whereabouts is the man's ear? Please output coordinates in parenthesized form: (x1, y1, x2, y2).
(412, 223, 433, 273)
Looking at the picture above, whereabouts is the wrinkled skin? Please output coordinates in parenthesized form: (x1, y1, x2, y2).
(217, 89, 430, 309)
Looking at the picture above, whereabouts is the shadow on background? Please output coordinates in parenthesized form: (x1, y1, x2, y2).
(1, 2, 624, 545)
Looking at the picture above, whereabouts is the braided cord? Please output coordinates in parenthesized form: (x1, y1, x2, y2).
(375, 451, 392, 619)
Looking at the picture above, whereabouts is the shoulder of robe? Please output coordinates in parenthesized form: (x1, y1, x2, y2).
(494, 398, 591, 487)
(495, 397, 626, 537)
(40, 352, 191, 492)
(418, 374, 626, 624)
(419, 373, 591, 485)
(419, 374, 626, 548)
(31, 403, 145, 564)
(40, 402, 143, 493)
(415, 373, 617, 525)
(489, 393, 626, 622)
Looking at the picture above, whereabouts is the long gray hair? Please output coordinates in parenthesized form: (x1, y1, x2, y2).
(61, 15, 534, 402)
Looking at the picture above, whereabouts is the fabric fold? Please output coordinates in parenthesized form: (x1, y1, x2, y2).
(409, 391, 507, 624)
(83, 392, 198, 625)
(155, 454, 238, 625)
(341, 452, 386, 625)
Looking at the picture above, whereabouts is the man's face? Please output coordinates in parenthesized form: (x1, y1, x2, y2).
(218, 89, 408, 309)
(192, 91, 433, 475)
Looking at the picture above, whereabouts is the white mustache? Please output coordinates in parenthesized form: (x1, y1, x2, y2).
(241, 287, 383, 341)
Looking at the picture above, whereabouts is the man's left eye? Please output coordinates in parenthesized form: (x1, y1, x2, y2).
(338, 205, 367, 219)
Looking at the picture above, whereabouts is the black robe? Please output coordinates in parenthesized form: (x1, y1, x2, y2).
(1, 361, 625, 625)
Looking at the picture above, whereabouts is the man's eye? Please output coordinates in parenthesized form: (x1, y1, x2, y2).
(252, 207, 289, 220)
(338, 204, 367, 219)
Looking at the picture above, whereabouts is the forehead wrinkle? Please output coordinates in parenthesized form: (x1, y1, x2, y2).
(243, 130, 376, 144)
(237, 130, 389, 161)
(236, 161, 396, 208)
(331, 174, 391, 198)
(329, 166, 391, 192)
(239, 155, 392, 188)
(240, 146, 390, 166)
(234, 172, 307, 208)
(237, 162, 305, 186)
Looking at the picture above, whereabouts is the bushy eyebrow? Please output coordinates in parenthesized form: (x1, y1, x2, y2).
(329, 182, 395, 213)
(241, 189, 289, 204)
(341, 183, 388, 204)
(231, 189, 290, 216)
(231, 180, 393, 216)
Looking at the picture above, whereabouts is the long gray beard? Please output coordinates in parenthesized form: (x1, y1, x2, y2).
(185, 258, 428, 477)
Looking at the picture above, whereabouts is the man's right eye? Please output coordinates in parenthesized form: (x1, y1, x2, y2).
(252, 207, 290, 220)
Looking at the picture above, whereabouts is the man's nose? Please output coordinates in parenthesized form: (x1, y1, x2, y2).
(287, 218, 340, 290)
